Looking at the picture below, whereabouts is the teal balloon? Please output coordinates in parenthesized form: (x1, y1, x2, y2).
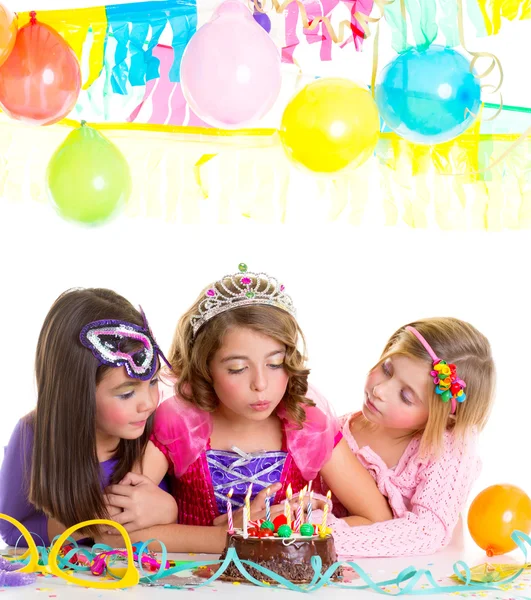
(375, 46, 481, 145)
(47, 123, 132, 224)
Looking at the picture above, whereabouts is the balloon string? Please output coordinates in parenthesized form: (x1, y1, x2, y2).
(249, 0, 394, 46)
(456, 0, 503, 123)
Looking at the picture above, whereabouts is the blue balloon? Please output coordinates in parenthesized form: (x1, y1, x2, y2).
(375, 46, 481, 144)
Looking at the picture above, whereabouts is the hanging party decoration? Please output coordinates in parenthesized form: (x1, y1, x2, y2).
(280, 78, 380, 174)
(468, 484, 531, 556)
(46, 121, 131, 224)
(0, 3, 17, 68)
(0, 13, 81, 126)
(180, 0, 281, 128)
(375, 45, 481, 145)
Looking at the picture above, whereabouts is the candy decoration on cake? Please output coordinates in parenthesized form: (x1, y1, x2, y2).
(261, 520, 274, 531)
(300, 523, 314, 537)
(277, 525, 292, 538)
(273, 514, 287, 530)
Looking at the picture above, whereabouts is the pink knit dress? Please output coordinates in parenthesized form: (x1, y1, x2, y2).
(314, 412, 481, 558)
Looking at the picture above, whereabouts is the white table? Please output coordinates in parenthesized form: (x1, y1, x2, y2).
(2, 521, 531, 599)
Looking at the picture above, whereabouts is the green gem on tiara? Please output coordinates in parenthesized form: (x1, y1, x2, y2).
(246, 291, 255, 299)
(238, 263, 248, 273)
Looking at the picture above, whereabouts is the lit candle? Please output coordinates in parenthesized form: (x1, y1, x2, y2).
(227, 489, 234, 534)
(294, 488, 305, 532)
(265, 487, 271, 522)
(243, 483, 253, 539)
(321, 490, 332, 530)
(307, 490, 313, 524)
(285, 483, 292, 528)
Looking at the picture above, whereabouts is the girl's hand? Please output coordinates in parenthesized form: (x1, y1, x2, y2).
(104, 472, 178, 533)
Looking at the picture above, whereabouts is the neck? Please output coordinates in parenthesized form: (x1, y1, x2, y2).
(95, 429, 120, 462)
(360, 415, 418, 442)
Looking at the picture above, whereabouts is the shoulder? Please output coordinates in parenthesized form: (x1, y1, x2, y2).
(6, 414, 35, 451)
(153, 392, 211, 439)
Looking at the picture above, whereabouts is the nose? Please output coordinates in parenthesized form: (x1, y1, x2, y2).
(251, 367, 267, 393)
(137, 383, 158, 413)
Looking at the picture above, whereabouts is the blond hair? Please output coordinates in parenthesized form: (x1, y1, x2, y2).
(375, 317, 495, 457)
(169, 279, 313, 427)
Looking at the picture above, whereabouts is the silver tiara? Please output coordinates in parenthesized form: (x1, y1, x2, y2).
(191, 263, 296, 338)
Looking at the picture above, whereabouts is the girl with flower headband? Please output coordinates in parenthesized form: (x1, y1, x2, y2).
(0, 288, 178, 547)
(134, 264, 392, 551)
(313, 317, 496, 557)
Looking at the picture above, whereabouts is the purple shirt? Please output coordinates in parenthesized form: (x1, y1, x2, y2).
(0, 418, 167, 547)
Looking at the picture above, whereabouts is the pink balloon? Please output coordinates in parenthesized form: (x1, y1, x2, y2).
(180, 0, 281, 128)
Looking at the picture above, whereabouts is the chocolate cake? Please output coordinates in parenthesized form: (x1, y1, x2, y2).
(219, 527, 341, 584)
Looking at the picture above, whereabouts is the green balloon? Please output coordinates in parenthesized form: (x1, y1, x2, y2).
(46, 122, 131, 224)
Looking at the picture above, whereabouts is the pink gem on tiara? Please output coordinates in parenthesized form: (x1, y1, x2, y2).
(206, 289, 216, 297)
(241, 277, 252, 285)
(280, 284, 285, 291)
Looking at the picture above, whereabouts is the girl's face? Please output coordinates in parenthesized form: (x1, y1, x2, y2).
(210, 326, 289, 423)
(95, 366, 160, 443)
(363, 354, 431, 432)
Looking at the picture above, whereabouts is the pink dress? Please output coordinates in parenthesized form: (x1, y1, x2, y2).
(151, 384, 341, 525)
(314, 412, 482, 558)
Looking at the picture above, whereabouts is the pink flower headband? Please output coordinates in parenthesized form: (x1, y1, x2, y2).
(405, 326, 466, 414)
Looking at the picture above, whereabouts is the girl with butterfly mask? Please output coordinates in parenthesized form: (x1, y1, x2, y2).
(0, 288, 177, 547)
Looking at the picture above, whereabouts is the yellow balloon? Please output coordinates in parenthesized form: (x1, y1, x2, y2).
(280, 78, 380, 174)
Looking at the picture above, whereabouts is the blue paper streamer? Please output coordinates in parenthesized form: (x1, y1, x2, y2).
(13, 529, 531, 594)
(105, 0, 197, 94)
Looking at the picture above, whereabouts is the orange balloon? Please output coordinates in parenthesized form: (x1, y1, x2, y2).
(0, 18, 81, 126)
(468, 484, 531, 556)
(0, 3, 17, 68)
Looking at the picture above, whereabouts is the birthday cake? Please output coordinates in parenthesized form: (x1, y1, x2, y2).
(218, 520, 341, 584)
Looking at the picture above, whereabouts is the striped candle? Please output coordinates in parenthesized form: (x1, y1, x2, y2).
(227, 489, 234, 534)
(294, 488, 305, 532)
(285, 483, 292, 528)
(265, 487, 271, 522)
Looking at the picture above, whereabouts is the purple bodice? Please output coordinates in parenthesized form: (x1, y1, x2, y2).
(206, 447, 287, 514)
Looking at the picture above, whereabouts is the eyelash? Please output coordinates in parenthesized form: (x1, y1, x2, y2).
(228, 364, 284, 375)
(117, 377, 159, 400)
(382, 363, 412, 406)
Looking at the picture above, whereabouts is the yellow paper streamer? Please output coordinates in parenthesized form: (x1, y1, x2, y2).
(477, 0, 531, 35)
(1, 114, 530, 230)
(17, 8, 108, 90)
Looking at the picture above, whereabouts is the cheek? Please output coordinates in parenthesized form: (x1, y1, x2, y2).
(97, 401, 132, 427)
(386, 405, 428, 428)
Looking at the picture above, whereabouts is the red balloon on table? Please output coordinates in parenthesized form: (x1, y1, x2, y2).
(0, 13, 81, 126)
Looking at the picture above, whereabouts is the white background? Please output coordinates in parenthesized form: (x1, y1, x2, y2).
(1, 0, 530, 515)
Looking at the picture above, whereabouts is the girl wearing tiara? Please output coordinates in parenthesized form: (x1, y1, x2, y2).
(314, 318, 496, 557)
(0, 288, 177, 546)
(139, 264, 392, 544)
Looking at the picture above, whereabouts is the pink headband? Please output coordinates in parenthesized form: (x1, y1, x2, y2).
(405, 326, 466, 414)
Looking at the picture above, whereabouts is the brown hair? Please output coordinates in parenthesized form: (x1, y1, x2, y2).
(372, 317, 495, 457)
(169, 280, 313, 427)
(29, 288, 154, 531)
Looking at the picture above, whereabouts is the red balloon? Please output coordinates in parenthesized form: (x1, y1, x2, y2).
(0, 18, 81, 125)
